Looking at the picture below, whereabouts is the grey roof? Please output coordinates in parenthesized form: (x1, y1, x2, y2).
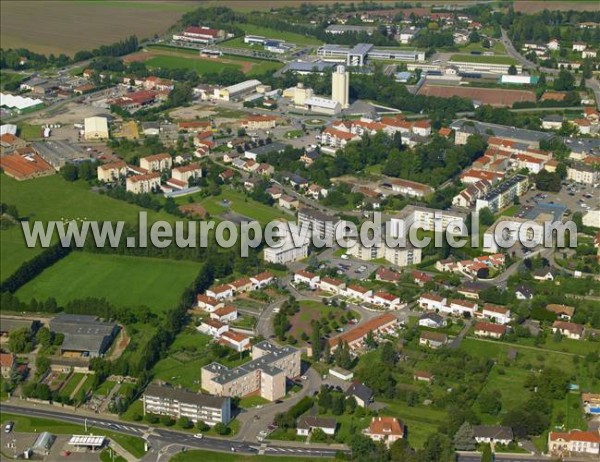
(521, 202, 566, 222)
(297, 416, 337, 430)
(298, 207, 338, 223)
(144, 383, 229, 409)
(459, 281, 491, 293)
(287, 61, 336, 73)
(542, 115, 564, 122)
(563, 136, 600, 155)
(345, 382, 373, 403)
(326, 25, 375, 33)
(533, 266, 557, 277)
(203, 342, 298, 385)
(349, 43, 375, 56)
(419, 313, 445, 324)
(515, 284, 534, 298)
(473, 425, 513, 441)
(450, 119, 553, 144)
(51, 314, 117, 354)
(32, 432, 55, 451)
(0, 318, 36, 333)
(479, 175, 527, 202)
(245, 142, 288, 156)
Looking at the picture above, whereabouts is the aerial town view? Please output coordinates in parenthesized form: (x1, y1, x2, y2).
(0, 0, 600, 461)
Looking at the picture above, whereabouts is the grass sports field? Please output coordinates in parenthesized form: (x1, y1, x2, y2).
(127, 47, 283, 76)
(16, 252, 199, 313)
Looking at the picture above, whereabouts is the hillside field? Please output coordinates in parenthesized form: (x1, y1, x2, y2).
(16, 252, 199, 313)
(0, 1, 196, 56)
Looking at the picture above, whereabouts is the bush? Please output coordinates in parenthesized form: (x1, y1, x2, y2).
(196, 420, 210, 432)
(160, 415, 175, 426)
(145, 413, 159, 424)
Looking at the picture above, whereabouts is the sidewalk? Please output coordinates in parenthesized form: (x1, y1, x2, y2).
(109, 439, 138, 462)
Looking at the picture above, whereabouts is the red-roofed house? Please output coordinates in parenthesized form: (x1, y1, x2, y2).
(548, 430, 600, 457)
(241, 115, 277, 130)
(412, 270, 433, 287)
(376, 267, 401, 283)
(372, 291, 401, 309)
(364, 417, 405, 447)
(0, 353, 16, 378)
(206, 284, 234, 301)
(219, 330, 251, 352)
(319, 127, 360, 148)
(199, 318, 229, 337)
(481, 304, 512, 325)
(250, 271, 275, 288)
(552, 321, 584, 340)
(319, 277, 346, 295)
(474, 322, 507, 339)
(210, 305, 238, 323)
(294, 270, 320, 289)
(419, 293, 447, 311)
(173, 26, 227, 44)
(344, 284, 373, 302)
(197, 294, 224, 312)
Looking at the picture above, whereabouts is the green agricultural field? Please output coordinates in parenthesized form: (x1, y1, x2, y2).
(449, 54, 517, 65)
(239, 24, 322, 46)
(0, 226, 45, 282)
(0, 174, 172, 224)
(16, 253, 199, 313)
(145, 55, 243, 74)
(0, 174, 172, 280)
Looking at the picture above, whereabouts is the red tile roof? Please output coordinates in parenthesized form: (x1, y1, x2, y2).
(329, 313, 397, 348)
(475, 322, 507, 335)
(368, 417, 404, 437)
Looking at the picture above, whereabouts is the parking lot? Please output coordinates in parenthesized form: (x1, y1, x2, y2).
(519, 181, 599, 218)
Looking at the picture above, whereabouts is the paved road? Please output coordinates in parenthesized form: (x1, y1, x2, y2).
(500, 29, 559, 76)
(0, 403, 344, 460)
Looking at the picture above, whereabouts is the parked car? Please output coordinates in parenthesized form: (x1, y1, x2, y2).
(193, 434, 204, 439)
(4, 422, 14, 433)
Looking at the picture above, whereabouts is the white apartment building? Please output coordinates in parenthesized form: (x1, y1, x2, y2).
(140, 153, 172, 172)
(567, 162, 599, 185)
(202, 342, 301, 401)
(142, 383, 231, 426)
(126, 172, 161, 194)
(97, 161, 127, 182)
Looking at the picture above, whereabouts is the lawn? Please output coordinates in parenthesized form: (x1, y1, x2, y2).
(16, 252, 200, 313)
(460, 41, 507, 54)
(145, 55, 243, 74)
(0, 71, 26, 90)
(238, 396, 270, 409)
(188, 188, 290, 225)
(449, 54, 517, 65)
(238, 24, 322, 46)
(171, 450, 334, 462)
(94, 380, 117, 397)
(379, 399, 449, 448)
(0, 412, 146, 458)
(288, 300, 347, 344)
(151, 329, 213, 390)
(59, 373, 85, 399)
(17, 123, 43, 140)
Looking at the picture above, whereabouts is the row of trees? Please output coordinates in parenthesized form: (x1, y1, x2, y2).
(0, 36, 138, 70)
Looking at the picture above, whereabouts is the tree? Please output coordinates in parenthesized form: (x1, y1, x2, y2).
(478, 207, 495, 227)
(8, 327, 34, 353)
(348, 434, 377, 461)
(508, 64, 517, 75)
(311, 323, 322, 361)
(380, 342, 397, 367)
(554, 69, 575, 91)
(332, 394, 345, 415)
(535, 170, 561, 192)
(365, 330, 377, 349)
(481, 444, 493, 462)
(196, 420, 209, 431)
(311, 428, 327, 442)
(160, 415, 174, 426)
(213, 422, 228, 435)
(346, 396, 357, 414)
(422, 433, 456, 462)
(453, 421, 476, 451)
(178, 416, 193, 429)
(36, 327, 52, 349)
(478, 390, 502, 415)
(61, 164, 78, 182)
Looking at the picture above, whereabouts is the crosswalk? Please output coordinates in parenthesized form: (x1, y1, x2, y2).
(267, 447, 333, 454)
(91, 420, 144, 433)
